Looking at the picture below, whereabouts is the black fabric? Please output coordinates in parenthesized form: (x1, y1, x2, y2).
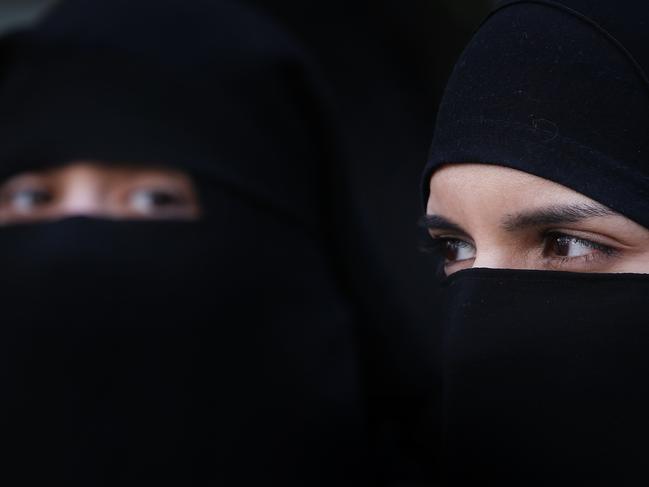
(238, 3, 488, 484)
(439, 269, 649, 485)
(1, 216, 369, 486)
(0, 0, 457, 484)
(421, 1, 649, 485)
(0, 0, 378, 485)
(422, 0, 649, 229)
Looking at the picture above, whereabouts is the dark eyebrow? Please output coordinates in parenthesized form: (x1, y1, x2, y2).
(419, 214, 469, 235)
(502, 203, 616, 231)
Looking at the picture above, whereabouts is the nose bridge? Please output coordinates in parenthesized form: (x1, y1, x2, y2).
(472, 253, 500, 270)
(472, 244, 518, 270)
(59, 170, 104, 216)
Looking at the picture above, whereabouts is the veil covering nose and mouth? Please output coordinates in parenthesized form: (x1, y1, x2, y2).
(422, 1, 649, 485)
(0, 1, 386, 485)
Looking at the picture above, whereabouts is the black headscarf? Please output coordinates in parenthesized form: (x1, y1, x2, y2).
(423, 0, 649, 227)
(0, 1, 377, 485)
(422, 1, 649, 485)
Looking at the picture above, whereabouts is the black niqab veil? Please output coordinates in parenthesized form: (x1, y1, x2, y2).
(422, 1, 649, 485)
(0, 1, 379, 485)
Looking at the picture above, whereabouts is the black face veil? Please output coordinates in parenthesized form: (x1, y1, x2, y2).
(422, 1, 649, 485)
(0, 1, 376, 485)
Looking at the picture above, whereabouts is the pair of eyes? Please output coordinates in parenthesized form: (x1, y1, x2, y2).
(431, 232, 616, 270)
(1, 185, 190, 216)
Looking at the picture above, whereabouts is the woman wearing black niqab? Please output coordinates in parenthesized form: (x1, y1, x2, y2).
(0, 1, 386, 485)
(422, 0, 649, 485)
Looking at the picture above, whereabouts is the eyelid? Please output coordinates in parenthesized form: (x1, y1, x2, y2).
(427, 229, 475, 243)
(543, 250, 619, 270)
(541, 230, 620, 269)
(128, 186, 189, 200)
(0, 181, 53, 203)
(542, 229, 622, 252)
(1, 177, 49, 191)
(423, 235, 477, 263)
(116, 182, 192, 207)
(426, 234, 475, 252)
(540, 225, 635, 250)
(429, 235, 474, 245)
(124, 176, 192, 192)
(121, 184, 201, 220)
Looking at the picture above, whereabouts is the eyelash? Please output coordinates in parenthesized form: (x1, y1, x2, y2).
(541, 231, 617, 266)
(423, 231, 618, 268)
(423, 237, 471, 256)
(421, 237, 473, 264)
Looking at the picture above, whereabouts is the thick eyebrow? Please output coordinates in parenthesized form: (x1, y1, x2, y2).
(502, 203, 616, 231)
(419, 214, 469, 235)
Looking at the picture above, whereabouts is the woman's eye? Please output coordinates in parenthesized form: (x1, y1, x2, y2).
(543, 233, 613, 259)
(128, 188, 188, 215)
(442, 239, 476, 263)
(6, 188, 54, 212)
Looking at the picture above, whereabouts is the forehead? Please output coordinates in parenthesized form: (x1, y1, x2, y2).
(427, 163, 594, 214)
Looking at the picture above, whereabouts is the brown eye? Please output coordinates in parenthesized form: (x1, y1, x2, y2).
(443, 239, 476, 263)
(128, 188, 191, 216)
(547, 235, 572, 257)
(6, 188, 54, 212)
(543, 233, 610, 258)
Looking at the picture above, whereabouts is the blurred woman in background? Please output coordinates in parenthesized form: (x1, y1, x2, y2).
(0, 0, 487, 484)
(0, 0, 375, 484)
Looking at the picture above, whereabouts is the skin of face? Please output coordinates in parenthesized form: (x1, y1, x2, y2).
(425, 164, 649, 275)
(0, 161, 201, 225)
